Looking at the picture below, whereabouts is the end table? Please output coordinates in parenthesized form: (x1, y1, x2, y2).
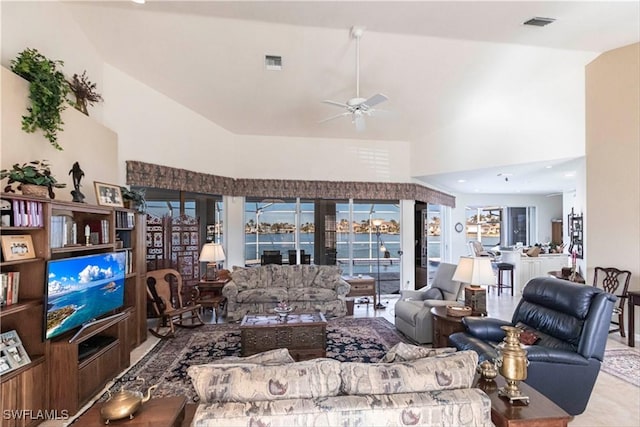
(430, 305, 467, 348)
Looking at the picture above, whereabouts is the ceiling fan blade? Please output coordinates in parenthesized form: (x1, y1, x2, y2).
(353, 114, 366, 132)
(318, 111, 351, 124)
(361, 93, 388, 109)
(322, 99, 350, 108)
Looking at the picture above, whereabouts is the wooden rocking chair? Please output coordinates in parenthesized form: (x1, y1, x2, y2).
(146, 268, 204, 338)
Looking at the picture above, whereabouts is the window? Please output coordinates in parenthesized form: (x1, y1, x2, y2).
(244, 199, 300, 263)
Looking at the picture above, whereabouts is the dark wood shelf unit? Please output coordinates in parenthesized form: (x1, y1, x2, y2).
(49, 311, 130, 414)
(0, 193, 147, 423)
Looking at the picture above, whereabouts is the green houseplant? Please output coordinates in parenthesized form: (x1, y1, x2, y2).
(1, 160, 66, 199)
(120, 187, 147, 213)
(10, 48, 70, 151)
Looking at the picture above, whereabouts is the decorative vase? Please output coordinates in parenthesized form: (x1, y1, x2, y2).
(21, 184, 49, 198)
(496, 326, 530, 403)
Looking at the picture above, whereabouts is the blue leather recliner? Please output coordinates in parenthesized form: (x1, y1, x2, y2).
(449, 276, 616, 416)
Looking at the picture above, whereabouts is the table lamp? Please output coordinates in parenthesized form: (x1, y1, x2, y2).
(199, 243, 225, 281)
(452, 256, 495, 316)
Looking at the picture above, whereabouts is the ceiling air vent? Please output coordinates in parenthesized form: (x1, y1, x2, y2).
(523, 17, 556, 27)
(265, 55, 282, 71)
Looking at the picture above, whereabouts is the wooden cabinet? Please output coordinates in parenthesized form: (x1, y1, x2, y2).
(0, 193, 146, 422)
(49, 312, 129, 414)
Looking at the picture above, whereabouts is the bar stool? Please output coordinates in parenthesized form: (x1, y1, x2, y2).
(495, 262, 515, 296)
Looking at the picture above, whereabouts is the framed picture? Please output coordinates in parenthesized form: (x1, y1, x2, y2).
(0, 234, 35, 262)
(94, 182, 124, 208)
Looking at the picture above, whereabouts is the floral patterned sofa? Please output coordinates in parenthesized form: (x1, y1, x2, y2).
(187, 346, 492, 427)
(222, 264, 351, 322)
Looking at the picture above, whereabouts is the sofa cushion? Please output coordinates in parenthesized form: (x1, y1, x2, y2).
(381, 342, 456, 363)
(312, 265, 343, 290)
(236, 287, 288, 303)
(340, 350, 477, 395)
(230, 267, 266, 290)
(288, 287, 338, 302)
(188, 358, 341, 403)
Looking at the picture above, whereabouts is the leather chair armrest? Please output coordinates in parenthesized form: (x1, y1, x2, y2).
(462, 317, 512, 341)
(525, 346, 590, 365)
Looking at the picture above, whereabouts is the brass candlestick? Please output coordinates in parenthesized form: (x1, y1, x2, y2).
(496, 326, 530, 404)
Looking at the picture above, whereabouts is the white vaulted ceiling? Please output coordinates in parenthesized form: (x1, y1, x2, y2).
(58, 1, 640, 193)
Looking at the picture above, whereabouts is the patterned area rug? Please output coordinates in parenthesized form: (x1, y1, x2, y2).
(601, 348, 640, 387)
(101, 317, 407, 403)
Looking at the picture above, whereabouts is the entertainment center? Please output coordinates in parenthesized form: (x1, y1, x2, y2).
(0, 193, 147, 426)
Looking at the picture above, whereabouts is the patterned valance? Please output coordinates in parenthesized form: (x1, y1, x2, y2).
(126, 161, 455, 207)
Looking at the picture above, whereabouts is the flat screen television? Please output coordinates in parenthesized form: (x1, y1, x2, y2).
(45, 252, 126, 340)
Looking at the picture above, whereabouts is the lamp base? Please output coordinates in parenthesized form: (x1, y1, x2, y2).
(205, 263, 218, 281)
(464, 286, 487, 316)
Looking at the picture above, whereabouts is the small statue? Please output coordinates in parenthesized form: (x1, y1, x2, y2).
(69, 162, 85, 203)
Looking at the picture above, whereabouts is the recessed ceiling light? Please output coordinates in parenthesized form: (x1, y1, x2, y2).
(457, 179, 466, 183)
(545, 165, 553, 169)
(132, 0, 145, 4)
(564, 172, 576, 177)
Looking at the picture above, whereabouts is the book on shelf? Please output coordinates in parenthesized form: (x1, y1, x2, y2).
(117, 249, 134, 274)
(115, 211, 135, 229)
(85, 219, 110, 245)
(50, 215, 79, 248)
(3, 199, 44, 228)
(0, 330, 32, 374)
(0, 272, 20, 306)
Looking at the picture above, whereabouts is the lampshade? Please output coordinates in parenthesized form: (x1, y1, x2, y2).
(453, 256, 495, 286)
(199, 243, 225, 263)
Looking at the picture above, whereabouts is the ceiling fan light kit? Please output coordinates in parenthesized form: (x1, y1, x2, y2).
(320, 26, 389, 131)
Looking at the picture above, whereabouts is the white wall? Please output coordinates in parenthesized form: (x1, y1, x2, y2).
(1, 68, 118, 204)
(585, 43, 639, 291)
(410, 45, 596, 178)
(1, 1, 105, 122)
(450, 193, 563, 262)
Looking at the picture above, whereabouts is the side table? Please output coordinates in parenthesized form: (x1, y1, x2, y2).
(628, 290, 640, 347)
(475, 375, 571, 427)
(430, 305, 467, 348)
(342, 275, 376, 307)
(194, 278, 230, 323)
(73, 396, 187, 427)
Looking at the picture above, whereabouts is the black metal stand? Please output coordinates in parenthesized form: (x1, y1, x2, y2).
(375, 225, 385, 310)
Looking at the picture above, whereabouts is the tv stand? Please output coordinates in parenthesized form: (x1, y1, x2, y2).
(49, 310, 130, 414)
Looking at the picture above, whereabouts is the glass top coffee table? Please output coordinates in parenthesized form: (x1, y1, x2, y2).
(240, 312, 327, 361)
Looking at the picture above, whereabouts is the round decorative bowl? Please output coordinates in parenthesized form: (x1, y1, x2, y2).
(446, 305, 472, 317)
(274, 306, 293, 319)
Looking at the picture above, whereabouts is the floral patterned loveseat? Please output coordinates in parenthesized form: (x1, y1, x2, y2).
(222, 264, 351, 321)
(187, 346, 492, 427)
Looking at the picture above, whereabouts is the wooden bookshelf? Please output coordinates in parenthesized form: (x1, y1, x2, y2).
(0, 193, 147, 424)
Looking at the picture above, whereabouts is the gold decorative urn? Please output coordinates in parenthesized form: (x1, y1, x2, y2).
(100, 378, 158, 424)
(496, 326, 530, 404)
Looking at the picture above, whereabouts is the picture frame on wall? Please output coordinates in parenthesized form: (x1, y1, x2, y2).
(94, 182, 124, 208)
(0, 234, 36, 262)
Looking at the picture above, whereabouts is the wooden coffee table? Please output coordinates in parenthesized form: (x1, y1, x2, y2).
(240, 312, 327, 361)
(73, 396, 187, 427)
(475, 376, 571, 427)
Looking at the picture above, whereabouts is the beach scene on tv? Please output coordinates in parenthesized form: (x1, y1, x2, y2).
(46, 252, 126, 340)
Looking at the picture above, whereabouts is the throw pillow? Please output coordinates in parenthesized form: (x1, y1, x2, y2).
(519, 330, 540, 345)
(420, 287, 443, 300)
(381, 342, 456, 363)
(341, 350, 478, 395)
(188, 358, 341, 403)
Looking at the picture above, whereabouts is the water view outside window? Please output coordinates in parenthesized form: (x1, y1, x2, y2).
(426, 205, 442, 263)
(336, 201, 400, 294)
(466, 207, 502, 248)
(244, 199, 312, 262)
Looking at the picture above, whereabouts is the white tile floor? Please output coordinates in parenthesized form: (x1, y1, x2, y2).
(43, 290, 640, 426)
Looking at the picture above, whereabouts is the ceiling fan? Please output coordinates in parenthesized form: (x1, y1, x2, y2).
(320, 26, 389, 132)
